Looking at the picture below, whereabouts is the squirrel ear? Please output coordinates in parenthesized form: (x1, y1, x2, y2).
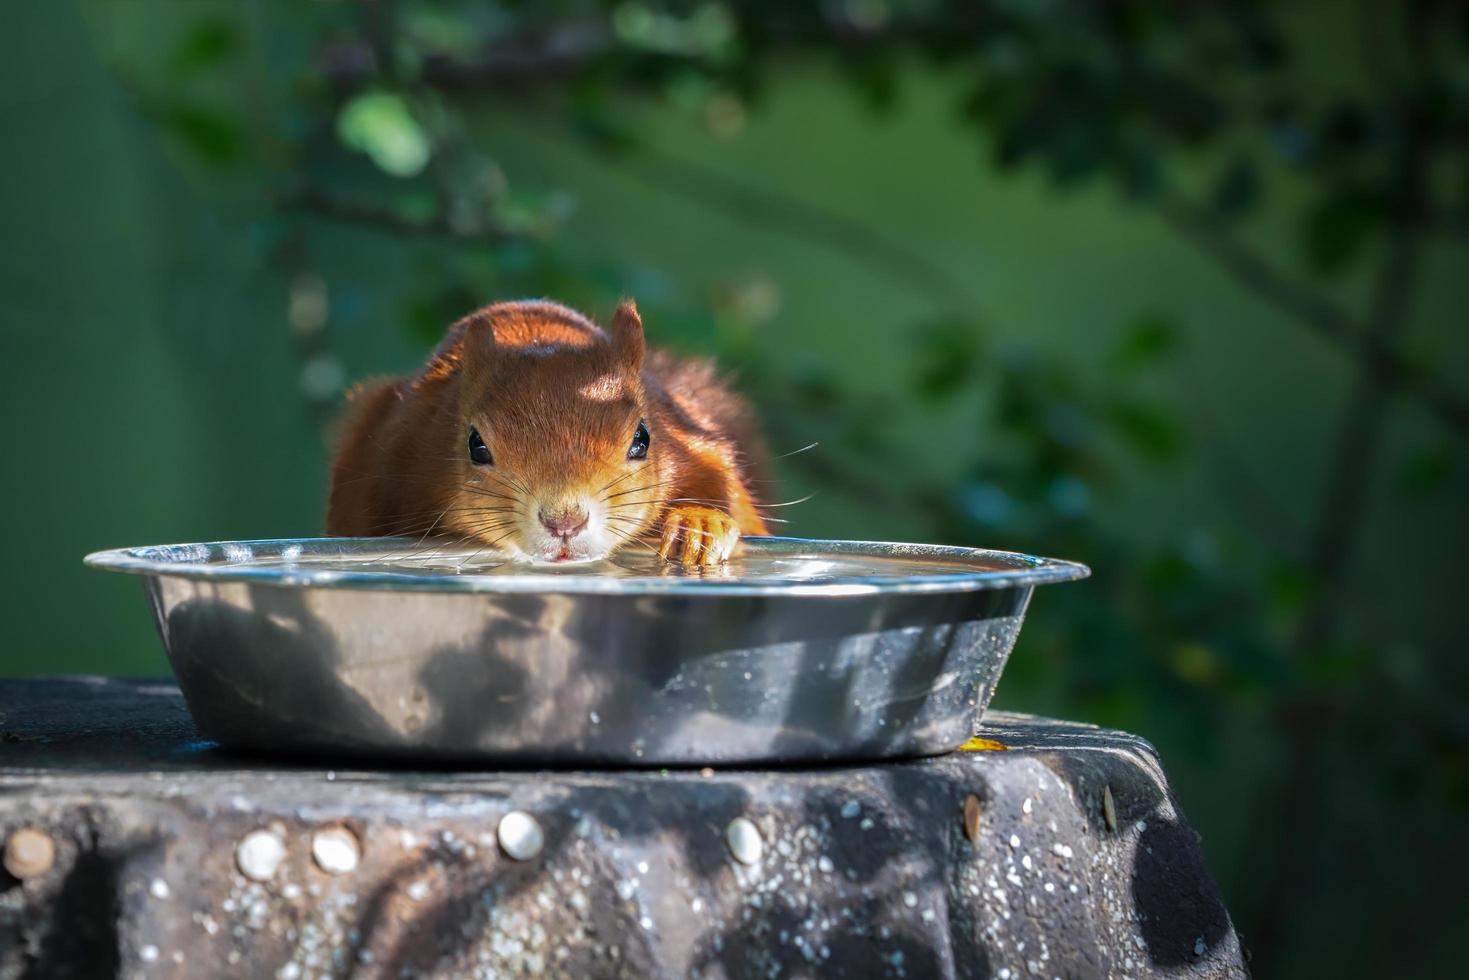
(464, 309, 498, 350)
(425, 308, 495, 384)
(610, 298, 645, 369)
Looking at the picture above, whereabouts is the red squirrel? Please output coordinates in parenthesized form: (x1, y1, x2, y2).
(326, 299, 769, 565)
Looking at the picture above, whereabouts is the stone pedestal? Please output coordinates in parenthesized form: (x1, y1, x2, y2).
(0, 678, 1245, 979)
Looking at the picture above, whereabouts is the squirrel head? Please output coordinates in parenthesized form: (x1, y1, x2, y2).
(448, 299, 665, 562)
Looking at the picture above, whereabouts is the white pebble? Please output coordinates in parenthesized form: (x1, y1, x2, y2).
(1009, 834, 1021, 849)
(139, 945, 159, 963)
(149, 878, 170, 899)
(311, 827, 361, 875)
(726, 817, 763, 866)
(406, 880, 430, 902)
(903, 891, 918, 908)
(1052, 843, 1074, 859)
(498, 811, 544, 861)
(236, 830, 286, 882)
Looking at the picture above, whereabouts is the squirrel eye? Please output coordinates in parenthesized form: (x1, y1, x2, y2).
(468, 427, 493, 466)
(627, 419, 650, 460)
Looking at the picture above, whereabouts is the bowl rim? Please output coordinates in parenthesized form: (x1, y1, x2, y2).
(84, 535, 1091, 598)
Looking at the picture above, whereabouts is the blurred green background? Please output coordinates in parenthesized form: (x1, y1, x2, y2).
(3, 1, 1467, 976)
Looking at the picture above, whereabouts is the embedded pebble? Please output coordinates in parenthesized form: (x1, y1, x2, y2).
(1194, 937, 1207, 957)
(817, 856, 834, 874)
(3, 828, 55, 879)
(149, 878, 170, 899)
(963, 794, 982, 843)
(1103, 784, 1118, 832)
(235, 830, 286, 882)
(498, 811, 544, 861)
(1052, 843, 1074, 859)
(139, 945, 159, 963)
(406, 880, 430, 902)
(311, 826, 361, 875)
(840, 800, 861, 819)
(725, 817, 763, 865)
(903, 891, 918, 908)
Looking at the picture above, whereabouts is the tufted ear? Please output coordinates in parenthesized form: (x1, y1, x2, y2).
(610, 298, 645, 371)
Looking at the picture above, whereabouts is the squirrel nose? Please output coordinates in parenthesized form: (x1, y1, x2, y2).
(539, 506, 589, 540)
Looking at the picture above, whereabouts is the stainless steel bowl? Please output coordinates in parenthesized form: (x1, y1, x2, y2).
(84, 537, 1088, 765)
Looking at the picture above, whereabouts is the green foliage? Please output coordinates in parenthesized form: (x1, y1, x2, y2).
(911, 316, 986, 404)
(337, 91, 432, 178)
(167, 18, 240, 81)
(156, 103, 245, 170)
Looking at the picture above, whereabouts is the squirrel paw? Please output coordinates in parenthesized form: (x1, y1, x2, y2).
(658, 506, 740, 566)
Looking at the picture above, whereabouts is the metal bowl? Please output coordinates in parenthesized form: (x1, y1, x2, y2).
(84, 536, 1088, 765)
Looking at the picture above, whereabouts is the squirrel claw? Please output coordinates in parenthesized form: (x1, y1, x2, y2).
(658, 505, 739, 566)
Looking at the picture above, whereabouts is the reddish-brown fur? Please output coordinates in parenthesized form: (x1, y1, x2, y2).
(326, 299, 769, 565)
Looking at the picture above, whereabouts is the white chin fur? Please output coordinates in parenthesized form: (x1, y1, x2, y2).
(513, 526, 616, 564)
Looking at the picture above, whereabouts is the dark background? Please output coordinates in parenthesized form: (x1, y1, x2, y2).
(3, 2, 1466, 976)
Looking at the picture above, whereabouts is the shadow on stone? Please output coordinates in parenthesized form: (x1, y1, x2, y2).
(1131, 817, 1231, 967)
(20, 841, 122, 980)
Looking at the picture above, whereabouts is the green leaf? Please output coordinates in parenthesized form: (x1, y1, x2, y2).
(1109, 315, 1179, 374)
(168, 19, 240, 80)
(336, 91, 431, 178)
(158, 103, 244, 169)
(1106, 398, 1183, 463)
(911, 318, 985, 404)
(1398, 443, 1454, 496)
(1301, 185, 1382, 275)
(1265, 561, 1311, 618)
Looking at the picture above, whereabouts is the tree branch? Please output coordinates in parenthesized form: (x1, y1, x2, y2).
(278, 186, 527, 247)
(1245, 223, 1424, 975)
(619, 145, 979, 309)
(1162, 198, 1469, 440)
(1247, 40, 1435, 959)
